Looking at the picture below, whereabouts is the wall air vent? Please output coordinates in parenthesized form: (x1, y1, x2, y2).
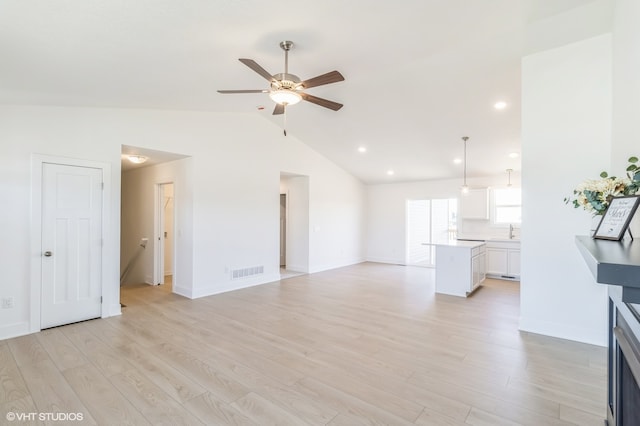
(231, 266, 264, 280)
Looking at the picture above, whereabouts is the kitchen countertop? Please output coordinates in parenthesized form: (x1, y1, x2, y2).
(456, 234, 520, 243)
(485, 238, 520, 243)
(428, 240, 485, 248)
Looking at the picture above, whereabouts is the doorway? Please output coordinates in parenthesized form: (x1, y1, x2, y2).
(279, 173, 309, 274)
(406, 198, 457, 267)
(155, 183, 174, 287)
(280, 193, 286, 268)
(120, 146, 190, 294)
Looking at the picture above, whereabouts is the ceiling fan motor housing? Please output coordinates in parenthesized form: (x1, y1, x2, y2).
(271, 73, 302, 90)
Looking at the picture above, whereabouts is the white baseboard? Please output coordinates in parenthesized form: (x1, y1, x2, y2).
(190, 273, 282, 299)
(308, 259, 366, 274)
(519, 316, 607, 347)
(173, 284, 193, 298)
(106, 303, 122, 317)
(284, 264, 308, 273)
(364, 256, 405, 265)
(0, 321, 30, 341)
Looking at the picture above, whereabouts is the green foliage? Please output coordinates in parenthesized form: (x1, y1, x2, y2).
(565, 155, 640, 215)
(628, 156, 640, 192)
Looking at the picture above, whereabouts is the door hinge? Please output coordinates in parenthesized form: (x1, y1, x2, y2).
(100, 296, 103, 303)
(101, 182, 104, 190)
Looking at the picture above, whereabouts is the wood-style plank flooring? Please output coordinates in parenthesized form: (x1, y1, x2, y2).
(1, 263, 606, 425)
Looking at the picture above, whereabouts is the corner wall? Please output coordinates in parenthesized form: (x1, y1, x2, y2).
(520, 34, 611, 346)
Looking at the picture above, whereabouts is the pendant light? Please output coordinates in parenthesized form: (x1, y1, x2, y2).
(506, 168, 513, 187)
(461, 136, 469, 194)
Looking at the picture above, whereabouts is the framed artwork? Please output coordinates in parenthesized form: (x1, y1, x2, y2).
(593, 195, 640, 241)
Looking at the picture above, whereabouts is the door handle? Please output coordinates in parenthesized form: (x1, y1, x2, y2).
(43, 251, 52, 257)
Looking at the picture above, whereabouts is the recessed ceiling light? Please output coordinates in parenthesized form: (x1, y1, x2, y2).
(494, 101, 507, 110)
(358, 146, 367, 153)
(128, 155, 148, 164)
(387, 170, 395, 176)
(508, 152, 520, 158)
(453, 158, 462, 164)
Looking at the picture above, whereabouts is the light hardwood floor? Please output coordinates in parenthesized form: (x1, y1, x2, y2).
(1, 263, 606, 425)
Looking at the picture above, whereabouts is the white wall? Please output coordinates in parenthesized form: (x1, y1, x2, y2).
(277, 140, 366, 274)
(0, 105, 365, 340)
(520, 34, 611, 346)
(612, 0, 640, 237)
(366, 174, 517, 265)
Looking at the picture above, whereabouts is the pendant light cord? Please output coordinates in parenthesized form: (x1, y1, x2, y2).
(462, 136, 469, 187)
(463, 139, 467, 187)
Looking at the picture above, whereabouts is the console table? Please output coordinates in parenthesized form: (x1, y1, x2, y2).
(576, 236, 640, 425)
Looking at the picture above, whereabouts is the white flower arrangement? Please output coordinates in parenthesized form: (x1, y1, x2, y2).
(565, 156, 640, 216)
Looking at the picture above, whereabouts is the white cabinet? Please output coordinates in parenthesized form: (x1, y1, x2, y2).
(435, 242, 486, 297)
(486, 248, 508, 275)
(485, 240, 520, 280)
(472, 249, 486, 291)
(460, 188, 489, 220)
(508, 249, 520, 277)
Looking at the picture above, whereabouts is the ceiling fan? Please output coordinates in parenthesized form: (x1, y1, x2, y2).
(218, 41, 345, 135)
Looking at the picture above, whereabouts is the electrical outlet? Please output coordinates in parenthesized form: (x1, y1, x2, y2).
(1, 297, 14, 309)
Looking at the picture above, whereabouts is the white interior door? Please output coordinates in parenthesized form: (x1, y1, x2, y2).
(163, 184, 174, 276)
(280, 194, 286, 267)
(41, 163, 103, 329)
(154, 183, 167, 285)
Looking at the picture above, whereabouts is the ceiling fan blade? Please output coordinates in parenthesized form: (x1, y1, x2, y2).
(300, 93, 343, 111)
(273, 104, 285, 115)
(217, 89, 268, 94)
(301, 70, 345, 89)
(239, 59, 274, 82)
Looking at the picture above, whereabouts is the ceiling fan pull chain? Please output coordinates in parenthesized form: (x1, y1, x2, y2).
(283, 104, 287, 136)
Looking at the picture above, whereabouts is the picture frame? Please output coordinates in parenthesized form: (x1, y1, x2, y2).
(593, 195, 640, 241)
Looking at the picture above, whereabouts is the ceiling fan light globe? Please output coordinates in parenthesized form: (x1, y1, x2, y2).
(269, 89, 302, 106)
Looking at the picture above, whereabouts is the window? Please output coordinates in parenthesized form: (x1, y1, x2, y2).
(492, 188, 521, 224)
(406, 198, 457, 267)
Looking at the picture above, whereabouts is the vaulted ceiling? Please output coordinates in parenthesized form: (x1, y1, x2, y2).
(0, 0, 612, 183)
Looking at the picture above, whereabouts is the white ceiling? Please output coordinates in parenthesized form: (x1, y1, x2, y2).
(0, 0, 612, 183)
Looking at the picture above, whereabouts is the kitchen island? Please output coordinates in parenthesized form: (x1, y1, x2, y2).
(434, 240, 486, 297)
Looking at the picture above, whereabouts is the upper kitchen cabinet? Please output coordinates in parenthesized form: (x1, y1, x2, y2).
(460, 188, 489, 220)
